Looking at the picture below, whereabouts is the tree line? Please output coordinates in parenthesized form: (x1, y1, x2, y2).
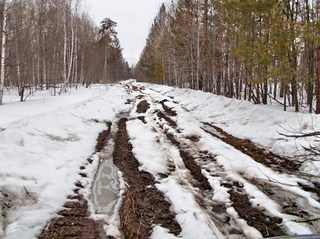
(0, 0, 131, 104)
(135, 0, 320, 114)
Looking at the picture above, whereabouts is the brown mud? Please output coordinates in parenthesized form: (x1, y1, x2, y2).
(156, 110, 177, 127)
(298, 182, 320, 200)
(113, 118, 181, 239)
(39, 195, 108, 239)
(95, 122, 112, 152)
(165, 133, 211, 191)
(245, 176, 320, 231)
(136, 100, 150, 114)
(229, 189, 285, 237)
(156, 107, 211, 191)
(159, 99, 177, 116)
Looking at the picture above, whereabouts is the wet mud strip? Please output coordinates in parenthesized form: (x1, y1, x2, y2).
(158, 99, 177, 116)
(229, 187, 285, 237)
(297, 182, 320, 200)
(136, 100, 150, 114)
(156, 110, 177, 127)
(39, 122, 113, 239)
(113, 118, 181, 239)
(155, 106, 211, 191)
(39, 195, 107, 239)
(202, 122, 300, 173)
(165, 133, 211, 191)
(96, 122, 112, 152)
(245, 177, 320, 233)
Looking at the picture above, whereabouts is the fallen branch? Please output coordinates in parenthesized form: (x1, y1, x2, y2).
(279, 131, 320, 138)
(292, 217, 320, 223)
(267, 94, 287, 107)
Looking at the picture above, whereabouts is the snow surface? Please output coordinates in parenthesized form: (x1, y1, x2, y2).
(0, 85, 131, 239)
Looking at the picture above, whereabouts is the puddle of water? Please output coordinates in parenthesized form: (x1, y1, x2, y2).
(92, 113, 131, 215)
(93, 124, 120, 215)
(93, 157, 119, 215)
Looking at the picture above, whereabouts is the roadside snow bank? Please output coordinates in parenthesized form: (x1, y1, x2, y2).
(144, 84, 320, 175)
(0, 85, 130, 239)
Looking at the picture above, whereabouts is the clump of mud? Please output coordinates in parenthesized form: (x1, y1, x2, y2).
(136, 100, 150, 114)
(159, 99, 177, 116)
(157, 110, 177, 127)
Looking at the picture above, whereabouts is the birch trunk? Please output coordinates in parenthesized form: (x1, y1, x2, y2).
(60, 1, 75, 94)
(0, 0, 8, 105)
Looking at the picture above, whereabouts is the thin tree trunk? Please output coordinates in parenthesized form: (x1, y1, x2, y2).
(0, 0, 8, 105)
(316, 46, 320, 114)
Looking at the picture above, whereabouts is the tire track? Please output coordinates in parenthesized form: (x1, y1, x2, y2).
(113, 117, 181, 239)
(149, 95, 318, 237)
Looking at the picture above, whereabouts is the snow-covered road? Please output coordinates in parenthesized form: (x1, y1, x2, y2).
(1, 81, 320, 238)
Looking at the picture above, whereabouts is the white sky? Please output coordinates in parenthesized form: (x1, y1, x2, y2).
(84, 0, 171, 66)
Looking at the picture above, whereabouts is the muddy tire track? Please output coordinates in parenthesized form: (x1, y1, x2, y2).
(152, 98, 305, 237)
(245, 177, 320, 233)
(155, 101, 211, 191)
(113, 118, 181, 239)
(229, 188, 284, 237)
(202, 123, 300, 173)
(164, 132, 212, 191)
(39, 122, 113, 239)
(202, 122, 320, 202)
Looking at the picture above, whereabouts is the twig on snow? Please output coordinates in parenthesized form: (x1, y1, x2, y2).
(24, 186, 32, 198)
(292, 217, 320, 223)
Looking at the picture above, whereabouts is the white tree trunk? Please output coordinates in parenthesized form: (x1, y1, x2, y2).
(60, 1, 75, 94)
(0, 0, 8, 105)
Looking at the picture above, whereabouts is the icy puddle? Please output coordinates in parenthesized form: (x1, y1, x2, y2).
(92, 113, 131, 215)
(93, 158, 119, 214)
(92, 125, 120, 215)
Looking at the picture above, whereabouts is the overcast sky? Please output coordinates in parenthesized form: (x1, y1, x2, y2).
(84, 0, 171, 66)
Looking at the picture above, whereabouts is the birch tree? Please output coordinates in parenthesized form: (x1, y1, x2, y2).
(0, 0, 8, 105)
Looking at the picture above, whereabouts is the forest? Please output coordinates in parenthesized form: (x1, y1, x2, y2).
(135, 0, 320, 114)
(0, 0, 131, 105)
